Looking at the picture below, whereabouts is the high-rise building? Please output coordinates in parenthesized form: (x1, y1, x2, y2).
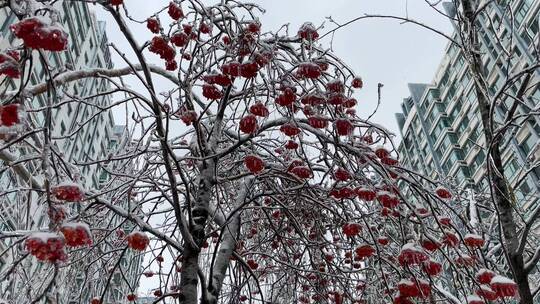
(395, 1, 540, 212)
(0, 2, 142, 303)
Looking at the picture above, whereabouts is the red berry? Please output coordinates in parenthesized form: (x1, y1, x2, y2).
(334, 168, 351, 181)
(25, 232, 68, 263)
(239, 115, 258, 134)
(249, 102, 269, 117)
(202, 84, 223, 100)
(165, 60, 177, 71)
(355, 244, 375, 259)
(280, 123, 301, 137)
(126, 294, 137, 302)
(60, 222, 93, 247)
(109, 0, 123, 5)
(275, 88, 296, 107)
(0, 52, 20, 78)
(351, 77, 363, 89)
(326, 80, 344, 93)
(240, 61, 259, 78)
(178, 110, 197, 125)
(290, 166, 312, 179)
(90, 298, 102, 304)
(435, 186, 452, 199)
(51, 182, 84, 202)
(297, 62, 322, 79)
(335, 119, 353, 136)
(284, 140, 298, 150)
(147, 18, 160, 34)
(221, 61, 241, 77)
(171, 32, 189, 47)
(168, 2, 184, 20)
(149, 36, 176, 61)
(244, 155, 264, 174)
(464, 233, 485, 248)
(126, 231, 149, 251)
(202, 73, 232, 87)
(342, 223, 361, 237)
(0, 104, 22, 128)
(247, 20, 261, 33)
(11, 17, 68, 51)
(308, 115, 328, 129)
(298, 22, 319, 40)
(199, 22, 212, 34)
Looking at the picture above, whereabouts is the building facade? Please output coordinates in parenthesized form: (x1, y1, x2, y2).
(0, 2, 142, 303)
(395, 0, 540, 214)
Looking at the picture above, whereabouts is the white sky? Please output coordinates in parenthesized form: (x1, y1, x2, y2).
(93, 0, 454, 296)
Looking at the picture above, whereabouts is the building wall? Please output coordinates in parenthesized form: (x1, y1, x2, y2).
(395, 0, 540, 210)
(0, 3, 141, 303)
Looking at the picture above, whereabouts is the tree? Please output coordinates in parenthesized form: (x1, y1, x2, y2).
(0, 0, 537, 304)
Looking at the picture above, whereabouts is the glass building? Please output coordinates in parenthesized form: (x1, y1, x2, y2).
(395, 1, 540, 213)
(0, 2, 142, 303)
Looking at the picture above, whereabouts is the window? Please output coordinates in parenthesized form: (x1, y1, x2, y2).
(515, 0, 533, 27)
(505, 159, 520, 179)
(519, 133, 536, 155)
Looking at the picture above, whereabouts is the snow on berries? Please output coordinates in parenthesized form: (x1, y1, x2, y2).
(296, 62, 322, 79)
(25, 232, 68, 263)
(435, 186, 452, 199)
(11, 17, 68, 52)
(355, 244, 375, 259)
(356, 187, 376, 201)
(476, 268, 497, 284)
(490, 275, 518, 298)
(178, 109, 197, 126)
(342, 223, 361, 237)
(51, 182, 85, 202)
(168, 2, 184, 20)
(239, 114, 258, 134)
(335, 119, 354, 136)
(0, 52, 20, 78)
(126, 293, 137, 302)
(308, 115, 329, 129)
(351, 77, 363, 89)
(244, 155, 265, 174)
(171, 31, 189, 47)
(202, 72, 232, 87)
(280, 123, 301, 137)
(398, 243, 428, 266)
(289, 166, 312, 179)
(464, 233, 485, 248)
(249, 102, 269, 117)
(90, 297, 102, 304)
(149, 36, 176, 62)
(202, 84, 223, 100)
(397, 279, 431, 298)
(0, 104, 24, 135)
(127, 231, 149, 251)
(147, 18, 160, 33)
(60, 222, 93, 247)
(298, 22, 319, 40)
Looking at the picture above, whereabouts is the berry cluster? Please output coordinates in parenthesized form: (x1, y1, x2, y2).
(60, 223, 93, 247)
(25, 233, 68, 263)
(10, 17, 68, 51)
(244, 155, 265, 174)
(0, 51, 20, 78)
(51, 182, 85, 202)
(127, 231, 149, 251)
(0, 104, 23, 133)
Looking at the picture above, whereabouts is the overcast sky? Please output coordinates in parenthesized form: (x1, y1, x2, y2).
(93, 0, 454, 296)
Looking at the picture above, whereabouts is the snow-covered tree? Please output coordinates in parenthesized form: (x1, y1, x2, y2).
(0, 0, 538, 304)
